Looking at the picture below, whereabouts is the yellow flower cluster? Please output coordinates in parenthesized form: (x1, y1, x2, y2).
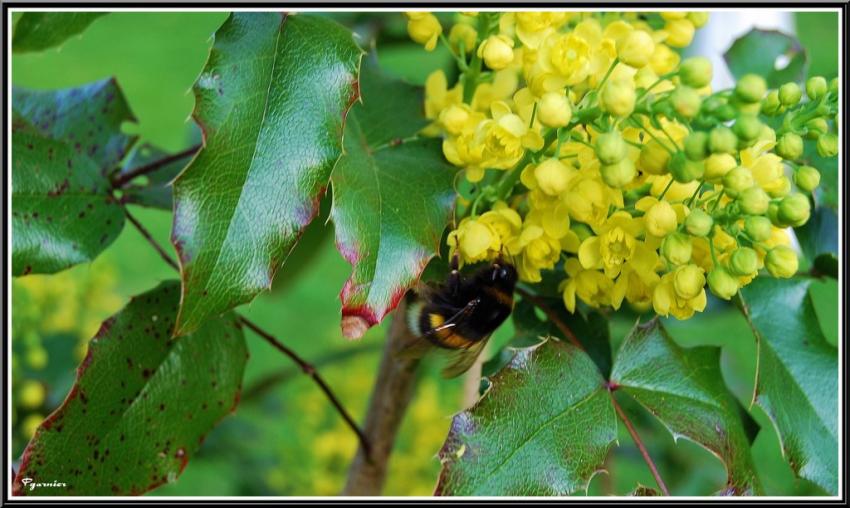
(408, 11, 830, 320)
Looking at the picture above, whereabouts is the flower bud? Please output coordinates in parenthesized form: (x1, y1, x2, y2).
(829, 77, 839, 94)
(477, 35, 515, 70)
(767, 201, 782, 226)
(449, 23, 477, 53)
(537, 92, 572, 127)
(729, 247, 758, 276)
(707, 266, 739, 300)
(668, 151, 704, 183)
(600, 158, 637, 188)
(806, 76, 828, 101)
(744, 216, 772, 242)
(805, 118, 829, 140)
(685, 209, 713, 237)
(738, 186, 770, 215)
(816, 132, 838, 157)
(708, 126, 738, 154)
(440, 104, 471, 135)
(671, 86, 702, 118)
(617, 30, 655, 68)
(673, 264, 705, 299)
(794, 165, 821, 193)
(679, 56, 713, 88)
(639, 141, 671, 175)
(665, 19, 696, 48)
(704, 153, 737, 182)
(733, 114, 762, 142)
(688, 12, 710, 28)
(775, 132, 804, 160)
(762, 90, 783, 116)
(766, 175, 791, 199)
(765, 246, 799, 278)
(595, 130, 627, 164)
(662, 232, 693, 265)
(684, 131, 709, 161)
(645, 200, 678, 237)
(777, 193, 811, 227)
(534, 158, 572, 196)
(735, 74, 767, 103)
(722, 166, 754, 197)
(778, 82, 802, 107)
(406, 13, 442, 51)
(601, 79, 636, 117)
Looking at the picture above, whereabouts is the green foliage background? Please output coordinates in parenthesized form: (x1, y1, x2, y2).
(11, 11, 838, 496)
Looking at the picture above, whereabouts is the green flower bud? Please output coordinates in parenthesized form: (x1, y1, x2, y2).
(722, 166, 754, 197)
(685, 209, 713, 237)
(595, 131, 627, 164)
(684, 131, 709, 161)
(673, 264, 705, 299)
(700, 96, 724, 115)
(707, 266, 739, 300)
(762, 90, 783, 116)
(794, 165, 821, 193)
(738, 186, 770, 215)
(709, 126, 738, 154)
(600, 158, 637, 188)
(744, 216, 772, 242)
(679, 56, 713, 88)
(645, 200, 678, 237)
(829, 77, 839, 94)
(661, 232, 693, 265)
(816, 132, 838, 157)
(668, 151, 704, 183)
(777, 193, 811, 227)
(671, 86, 702, 118)
(733, 114, 762, 142)
(714, 104, 737, 122)
(806, 76, 828, 101)
(687, 12, 710, 29)
(704, 153, 737, 182)
(775, 132, 804, 160)
(639, 141, 671, 175)
(778, 82, 802, 106)
(765, 246, 799, 278)
(729, 247, 759, 276)
(735, 74, 767, 103)
(767, 201, 782, 227)
(805, 118, 829, 139)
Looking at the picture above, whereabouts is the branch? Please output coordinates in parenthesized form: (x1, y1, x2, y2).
(609, 390, 671, 496)
(515, 287, 584, 351)
(343, 297, 422, 495)
(123, 208, 370, 455)
(111, 143, 201, 188)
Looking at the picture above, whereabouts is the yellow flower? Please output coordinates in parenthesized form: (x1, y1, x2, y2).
(471, 69, 519, 113)
(663, 18, 696, 48)
(542, 32, 592, 85)
(532, 158, 576, 196)
(652, 265, 707, 319)
(507, 219, 562, 282)
(514, 12, 570, 49)
(479, 201, 523, 244)
(649, 43, 681, 75)
(561, 258, 613, 312)
(478, 35, 515, 70)
(448, 217, 500, 265)
(424, 70, 462, 120)
(563, 175, 621, 230)
(406, 12, 443, 51)
(617, 30, 655, 68)
(537, 91, 572, 127)
(577, 212, 643, 278)
(480, 101, 544, 169)
(448, 23, 477, 53)
(641, 198, 678, 237)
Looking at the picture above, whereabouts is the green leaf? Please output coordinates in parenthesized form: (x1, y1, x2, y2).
(738, 277, 838, 494)
(330, 58, 456, 337)
(171, 13, 362, 335)
(118, 143, 195, 210)
(12, 79, 137, 276)
(610, 319, 760, 495)
(723, 29, 808, 87)
(435, 339, 617, 496)
(794, 205, 838, 268)
(13, 12, 107, 53)
(12, 281, 247, 496)
(13, 79, 138, 172)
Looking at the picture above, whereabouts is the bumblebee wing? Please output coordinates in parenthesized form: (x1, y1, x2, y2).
(440, 336, 491, 379)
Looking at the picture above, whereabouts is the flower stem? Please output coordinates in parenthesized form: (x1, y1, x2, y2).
(610, 392, 671, 496)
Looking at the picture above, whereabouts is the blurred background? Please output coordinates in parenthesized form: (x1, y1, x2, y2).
(11, 11, 838, 496)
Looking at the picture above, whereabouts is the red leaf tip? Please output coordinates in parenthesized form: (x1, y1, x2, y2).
(341, 315, 370, 340)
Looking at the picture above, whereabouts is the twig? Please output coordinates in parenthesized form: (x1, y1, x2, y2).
(111, 143, 201, 188)
(123, 208, 371, 456)
(515, 287, 584, 351)
(609, 391, 671, 496)
(239, 318, 371, 458)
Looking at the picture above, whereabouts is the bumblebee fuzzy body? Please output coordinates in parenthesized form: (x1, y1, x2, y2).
(404, 261, 518, 377)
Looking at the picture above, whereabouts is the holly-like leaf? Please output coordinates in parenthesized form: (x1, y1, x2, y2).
(436, 339, 617, 496)
(738, 277, 838, 494)
(13, 12, 107, 53)
(724, 29, 808, 88)
(12, 281, 247, 496)
(171, 13, 362, 335)
(609, 319, 761, 495)
(12, 79, 137, 276)
(330, 57, 457, 338)
(13, 79, 138, 172)
(118, 143, 196, 210)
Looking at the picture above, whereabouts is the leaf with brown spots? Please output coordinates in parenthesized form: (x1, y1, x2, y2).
(12, 281, 247, 496)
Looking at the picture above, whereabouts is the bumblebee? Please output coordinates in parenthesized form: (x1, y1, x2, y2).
(401, 255, 518, 378)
